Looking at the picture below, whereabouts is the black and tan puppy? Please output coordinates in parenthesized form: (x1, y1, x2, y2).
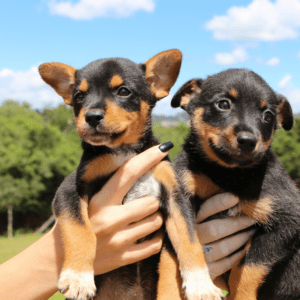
(171, 68, 300, 300)
(39, 50, 223, 300)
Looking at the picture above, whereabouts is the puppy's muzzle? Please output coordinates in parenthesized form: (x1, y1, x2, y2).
(237, 132, 257, 152)
(85, 110, 104, 128)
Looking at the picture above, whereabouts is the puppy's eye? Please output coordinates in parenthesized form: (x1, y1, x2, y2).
(216, 100, 231, 111)
(117, 87, 131, 97)
(74, 92, 85, 102)
(262, 111, 273, 123)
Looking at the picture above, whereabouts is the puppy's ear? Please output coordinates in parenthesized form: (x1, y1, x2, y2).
(39, 63, 76, 106)
(171, 79, 203, 111)
(144, 49, 182, 99)
(276, 94, 294, 130)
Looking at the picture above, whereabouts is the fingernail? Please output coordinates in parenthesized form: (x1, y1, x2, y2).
(158, 141, 174, 152)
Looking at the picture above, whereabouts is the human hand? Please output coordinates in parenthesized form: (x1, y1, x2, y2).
(195, 193, 256, 281)
(88, 144, 171, 275)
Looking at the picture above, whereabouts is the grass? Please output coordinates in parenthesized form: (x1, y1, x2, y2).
(0, 233, 65, 299)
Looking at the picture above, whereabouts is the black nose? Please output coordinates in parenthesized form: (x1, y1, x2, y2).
(237, 132, 257, 152)
(85, 110, 104, 128)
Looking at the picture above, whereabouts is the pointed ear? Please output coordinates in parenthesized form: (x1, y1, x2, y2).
(276, 94, 294, 130)
(171, 79, 203, 111)
(39, 63, 76, 106)
(144, 49, 182, 99)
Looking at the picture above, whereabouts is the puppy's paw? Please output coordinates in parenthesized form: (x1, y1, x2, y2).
(58, 269, 96, 300)
(182, 269, 225, 300)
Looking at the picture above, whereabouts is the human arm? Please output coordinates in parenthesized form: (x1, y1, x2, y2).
(0, 144, 168, 300)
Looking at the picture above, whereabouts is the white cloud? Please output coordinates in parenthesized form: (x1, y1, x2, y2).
(266, 57, 280, 67)
(278, 74, 292, 88)
(48, 0, 155, 20)
(214, 47, 249, 65)
(278, 75, 300, 113)
(0, 66, 61, 109)
(205, 0, 300, 41)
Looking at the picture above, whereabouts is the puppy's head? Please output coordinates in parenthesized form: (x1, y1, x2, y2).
(172, 69, 293, 168)
(39, 49, 182, 147)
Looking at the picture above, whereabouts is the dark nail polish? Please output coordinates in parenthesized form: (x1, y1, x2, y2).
(159, 141, 174, 152)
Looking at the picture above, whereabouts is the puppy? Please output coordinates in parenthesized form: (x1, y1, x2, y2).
(39, 50, 223, 300)
(171, 68, 300, 300)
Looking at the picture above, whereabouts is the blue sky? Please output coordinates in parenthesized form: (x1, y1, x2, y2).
(1, 0, 300, 115)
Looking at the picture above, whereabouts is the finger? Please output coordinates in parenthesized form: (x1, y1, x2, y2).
(120, 229, 164, 265)
(91, 143, 171, 207)
(196, 216, 256, 245)
(119, 196, 161, 225)
(204, 229, 255, 263)
(124, 211, 164, 243)
(207, 249, 244, 280)
(196, 193, 239, 223)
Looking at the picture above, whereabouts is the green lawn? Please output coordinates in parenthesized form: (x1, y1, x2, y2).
(0, 233, 65, 300)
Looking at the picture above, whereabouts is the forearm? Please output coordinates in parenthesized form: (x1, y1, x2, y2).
(0, 223, 64, 300)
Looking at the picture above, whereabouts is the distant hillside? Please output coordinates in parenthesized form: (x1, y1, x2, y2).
(152, 112, 189, 127)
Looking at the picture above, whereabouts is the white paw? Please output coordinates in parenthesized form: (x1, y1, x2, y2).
(182, 269, 225, 300)
(58, 269, 96, 300)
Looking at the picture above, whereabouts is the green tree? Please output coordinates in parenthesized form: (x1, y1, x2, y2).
(0, 101, 81, 237)
(272, 117, 300, 180)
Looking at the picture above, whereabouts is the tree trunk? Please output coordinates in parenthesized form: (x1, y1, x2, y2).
(35, 214, 55, 234)
(8, 205, 13, 238)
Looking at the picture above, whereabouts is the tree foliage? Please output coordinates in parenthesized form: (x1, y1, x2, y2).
(0, 101, 81, 235)
(272, 117, 300, 180)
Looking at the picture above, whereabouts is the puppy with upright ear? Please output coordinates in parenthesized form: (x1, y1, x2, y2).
(38, 50, 224, 300)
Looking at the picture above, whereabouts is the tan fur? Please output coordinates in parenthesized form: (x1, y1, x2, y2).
(151, 160, 177, 191)
(108, 100, 150, 146)
(39, 62, 76, 105)
(75, 106, 87, 138)
(229, 89, 238, 98)
(228, 261, 269, 300)
(145, 50, 182, 99)
(82, 154, 119, 182)
(79, 78, 89, 92)
(109, 75, 124, 88)
(58, 199, 96, 271)
(157, 249, 187, 300)
(260, 99, 267, 108)
(240, 196, 273, 224)
(181, 170, 223, 199)
(165, 200, 207, 271)
(193, 107, 236, 168)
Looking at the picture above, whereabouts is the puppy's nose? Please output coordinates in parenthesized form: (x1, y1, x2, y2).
(85, 110, 104, 128)
(237, 132, 257, 152)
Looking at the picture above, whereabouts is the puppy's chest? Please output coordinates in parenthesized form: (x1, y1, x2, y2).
(80, 151, 161, 202)
(182, 169, 271, 223)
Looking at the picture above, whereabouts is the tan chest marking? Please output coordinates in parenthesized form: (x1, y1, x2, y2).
(82, 152, 135, 182)
(240, 196, 273, 224)
(182, 170, 223, 200)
